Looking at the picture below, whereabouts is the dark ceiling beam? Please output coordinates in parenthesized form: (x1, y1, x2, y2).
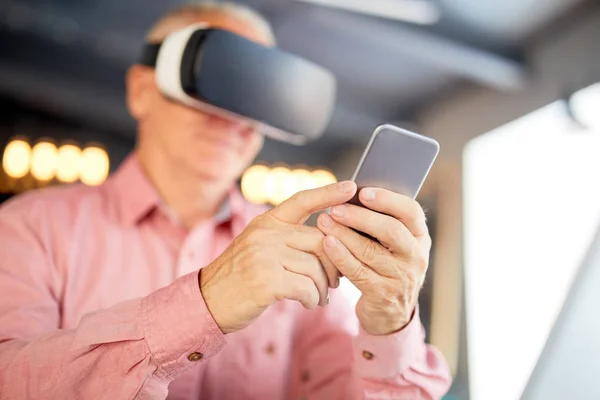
(0, 62, 136, 140)
(0, 28, 128, 86)
(276, 5, 527, 92)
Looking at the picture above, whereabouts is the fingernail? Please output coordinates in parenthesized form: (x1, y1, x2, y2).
(340, 181, 355, 193)
(361, 188, 375, 201)
(320, 213, 332, 227)
(325, 235, 338, 247)
(331, 206, 346, 218)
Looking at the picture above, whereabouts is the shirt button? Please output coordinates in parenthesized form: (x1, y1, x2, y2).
(187, 352, 204, 362)
(362, 350, 374, 360)
(265, 342, 276, 355)
(301, 370, 311, 382)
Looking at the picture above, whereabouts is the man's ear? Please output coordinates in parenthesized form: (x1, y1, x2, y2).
(125, 65, 154, 120)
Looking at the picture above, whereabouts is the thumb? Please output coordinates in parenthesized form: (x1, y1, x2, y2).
(270, 181, 357, 225)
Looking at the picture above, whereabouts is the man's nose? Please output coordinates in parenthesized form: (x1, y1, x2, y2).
(209, 113, 247, 129)
(208, 113, 256, 137)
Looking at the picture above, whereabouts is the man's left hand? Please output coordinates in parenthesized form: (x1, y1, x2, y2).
(316, 187, 431, 336)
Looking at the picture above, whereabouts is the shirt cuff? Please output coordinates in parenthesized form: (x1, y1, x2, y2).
(141, 271, 226, 380)
(353, 306, 426, 380)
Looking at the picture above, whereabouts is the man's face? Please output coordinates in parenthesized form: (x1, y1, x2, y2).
(128, 13, 272, 182)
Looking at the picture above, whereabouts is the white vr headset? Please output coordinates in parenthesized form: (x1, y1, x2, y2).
(138, 23, 337, 145)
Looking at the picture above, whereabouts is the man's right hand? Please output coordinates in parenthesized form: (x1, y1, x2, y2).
(199, 181, 357, 334)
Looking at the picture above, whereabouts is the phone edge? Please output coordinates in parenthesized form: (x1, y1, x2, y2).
(350, 124, 440, 199)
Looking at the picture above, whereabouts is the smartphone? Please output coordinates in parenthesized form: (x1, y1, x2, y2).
(347, 124, 439, 237)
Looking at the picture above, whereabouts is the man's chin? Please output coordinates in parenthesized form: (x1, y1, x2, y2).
(192, 160, 240, 183)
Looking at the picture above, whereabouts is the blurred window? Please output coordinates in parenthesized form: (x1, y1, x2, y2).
(463, 85, 600, 400)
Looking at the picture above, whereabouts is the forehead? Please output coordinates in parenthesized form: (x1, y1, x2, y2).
(150, 12, 273, 47)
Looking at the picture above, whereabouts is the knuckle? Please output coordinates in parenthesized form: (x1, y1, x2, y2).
(406, 200, 424, 221)
(410, 243, 429, 272)
(348, 265, 366, 282)
(384, 221, 403, 245)
(404, 209, 419, 227)
(269, 275, 286, 303)
(361, 240, 380, 262)
(416, 254, 429, 272)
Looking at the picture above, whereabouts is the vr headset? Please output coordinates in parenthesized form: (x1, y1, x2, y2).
(138, 23, 337, 145)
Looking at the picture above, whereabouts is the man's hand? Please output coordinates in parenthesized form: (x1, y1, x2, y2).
(316, 187, 431, 336)
(199, 181, 357, 334)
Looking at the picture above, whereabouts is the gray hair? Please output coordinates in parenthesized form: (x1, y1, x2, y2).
(147, 1, 275, 44)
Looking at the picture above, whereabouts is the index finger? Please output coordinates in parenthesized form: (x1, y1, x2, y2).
(270, 181, 357, 225)
(358, 188, 428, 238)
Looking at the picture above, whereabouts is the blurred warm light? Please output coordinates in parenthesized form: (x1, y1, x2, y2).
(311, 169, 337, 188)
(56, 144, 81, 183)
(80, 146, 109, 186)
(241, 164, 337, 205)
(267, 166, 294, 205)
(293, 168, 317, 191)
(2, 139, 31, 178)
(31, 141, 58, 181)
(241, 164, 270, 204)
(282, 171, 300, 201)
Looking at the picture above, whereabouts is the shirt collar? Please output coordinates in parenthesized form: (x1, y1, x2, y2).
(110, 154, 161, 226)
(109, 153, 254, 228)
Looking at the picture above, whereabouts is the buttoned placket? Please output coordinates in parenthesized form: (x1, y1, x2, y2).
(175, 221, 217, 279)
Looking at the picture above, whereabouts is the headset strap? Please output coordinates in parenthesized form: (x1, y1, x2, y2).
(138, 43, 162, 67)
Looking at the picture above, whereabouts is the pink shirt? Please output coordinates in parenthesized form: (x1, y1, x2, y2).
(0, 155, 451, 399)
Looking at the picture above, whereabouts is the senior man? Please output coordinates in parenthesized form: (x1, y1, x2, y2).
(0, 2, 451, 399)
